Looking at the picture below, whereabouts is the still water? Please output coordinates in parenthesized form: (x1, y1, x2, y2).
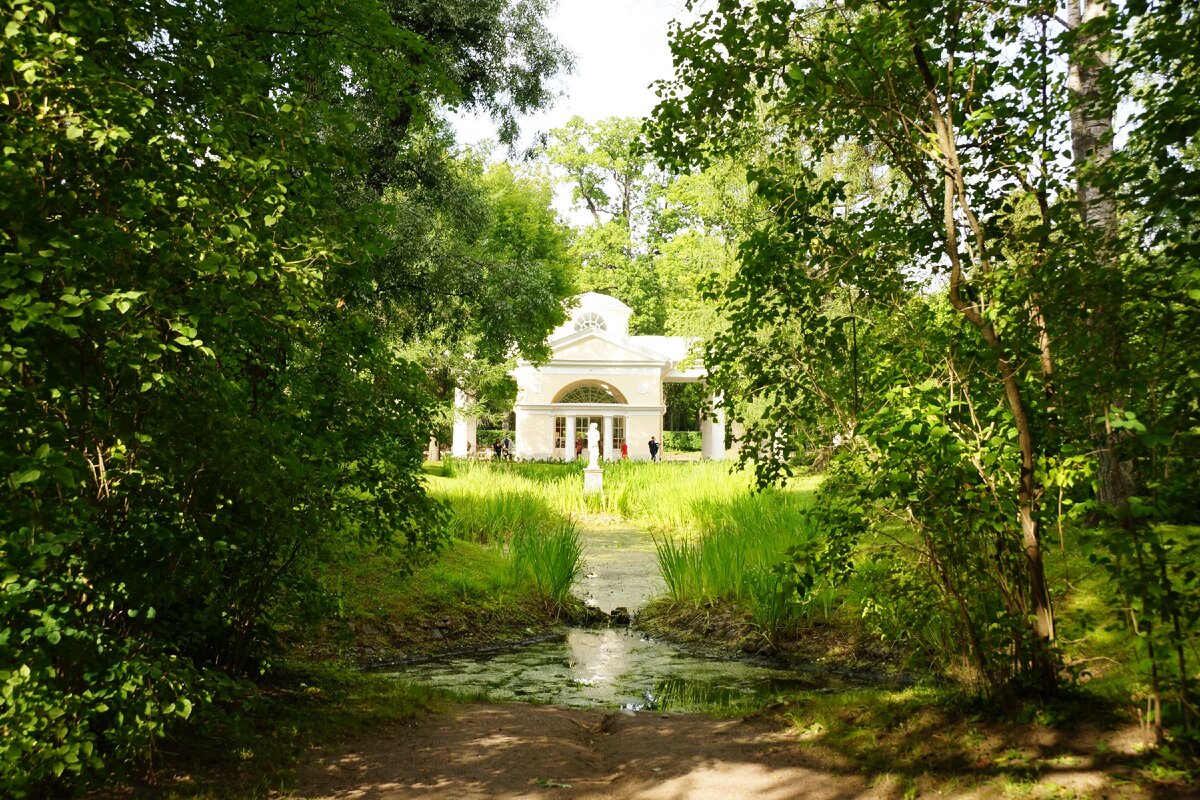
(391, 627, 832, 712)
(386, 521, 869, 713)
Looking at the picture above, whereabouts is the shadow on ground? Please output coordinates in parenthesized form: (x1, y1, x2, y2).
(288, 701, 1194, 800)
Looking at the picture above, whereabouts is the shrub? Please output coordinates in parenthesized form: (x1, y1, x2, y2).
(663, 431, 702, 451)
(0, 523, 204, 796)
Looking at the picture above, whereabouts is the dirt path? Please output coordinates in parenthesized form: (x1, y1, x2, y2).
(287, 519, 1188, 799)
(290, 702, 872, 800)
(286, 701, 1174, 800)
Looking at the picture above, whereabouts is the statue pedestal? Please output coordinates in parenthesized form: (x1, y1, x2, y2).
(583, 467, 604, 495)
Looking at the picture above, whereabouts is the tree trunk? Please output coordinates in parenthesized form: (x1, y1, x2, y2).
(1067, 0, 1116, 235)
(911, 39, 1058, 691)
(1068, 0, 1132, 518)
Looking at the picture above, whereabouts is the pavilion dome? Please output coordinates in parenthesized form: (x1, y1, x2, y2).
(550, 292, 633, 340)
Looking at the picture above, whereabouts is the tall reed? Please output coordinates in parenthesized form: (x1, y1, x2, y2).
(655, 489, 829, 636)
(427, 458, 828, 629)
(427, 464, 584, 611)
(510, 519, 583, 609)
(441, 491, 553, 545)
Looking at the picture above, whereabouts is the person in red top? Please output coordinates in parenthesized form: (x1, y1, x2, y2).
(620, 441, 628, 459)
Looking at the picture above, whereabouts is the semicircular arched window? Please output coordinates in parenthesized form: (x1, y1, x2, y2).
(573, 311, 607, 333)
(559, 385, 619, 404)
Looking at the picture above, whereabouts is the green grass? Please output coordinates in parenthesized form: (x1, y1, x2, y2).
(654, 484, 828, 636)
(428, 457, 813, 534)
(426, 464, 587, 612)
(444, 490, 560, 544)
(319, 539, 512, 627)
(430, 458, 828, 638)
(511, 518, 584, 610)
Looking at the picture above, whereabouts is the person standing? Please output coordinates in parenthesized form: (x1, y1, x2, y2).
(620, 441, 628, 459)
(648, 436, 659, 462)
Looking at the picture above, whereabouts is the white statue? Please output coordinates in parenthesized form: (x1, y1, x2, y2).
(586, 422, 600, 469)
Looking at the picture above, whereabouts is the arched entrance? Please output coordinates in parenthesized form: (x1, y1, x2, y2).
(551, 381, 629, 461)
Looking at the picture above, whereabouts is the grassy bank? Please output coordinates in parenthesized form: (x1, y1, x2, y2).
(431, 458, 861, 654)
(99, 462, 591, 798)
(299, 537, 575, 665)
(104, 459, 1196, 797)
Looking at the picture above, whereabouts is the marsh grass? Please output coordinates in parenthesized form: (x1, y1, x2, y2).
(323, 538, 516, 627)
(655, 489, 828, 636)
(443, 490, 555, 544)
(430, 458, 781, 529)
(426, 466, 586, 610)
(429, 459, 828, 634)
(511, 519, 583, 608)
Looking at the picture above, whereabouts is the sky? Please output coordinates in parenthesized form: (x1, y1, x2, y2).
(451, 0, 690, 154)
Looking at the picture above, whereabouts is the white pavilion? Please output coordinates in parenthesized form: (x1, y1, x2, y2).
(451, 291, 726, 462)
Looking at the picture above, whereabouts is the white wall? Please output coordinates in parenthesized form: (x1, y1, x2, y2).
(515, 409, 557, 461)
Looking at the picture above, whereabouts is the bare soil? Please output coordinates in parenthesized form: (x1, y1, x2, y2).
(286, 701, 1193, 800)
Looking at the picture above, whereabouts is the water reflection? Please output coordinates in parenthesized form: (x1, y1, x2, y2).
(575, 525, 663, 613)
(388, 522, 875, 713)
(389, 628, 835, 713)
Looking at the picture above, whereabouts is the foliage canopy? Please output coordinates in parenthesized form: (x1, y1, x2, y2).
(0, 0, 572, 793)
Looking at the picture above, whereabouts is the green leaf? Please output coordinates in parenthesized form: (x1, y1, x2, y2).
(8, 468, 41, 487)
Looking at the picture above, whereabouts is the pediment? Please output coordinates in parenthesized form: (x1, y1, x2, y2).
(549, 329, 673, 365)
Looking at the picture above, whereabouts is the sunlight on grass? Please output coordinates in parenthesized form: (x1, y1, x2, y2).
(426, 464, 588, 610)
(427, 458, 828, 635)
(511, 519, 583, 608)
(428, 457, 815, 535)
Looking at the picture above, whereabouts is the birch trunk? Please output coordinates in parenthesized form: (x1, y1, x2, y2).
(1067, 0, 1133, 514)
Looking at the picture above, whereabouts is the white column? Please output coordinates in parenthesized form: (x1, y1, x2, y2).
(701, 392, 727, 460)
(603, 414, 614, 462)
(730, 421, 746, 455)
(451, 388, 477, 457)
(514, 408, 528, 460)
(565, 415, 576, 462)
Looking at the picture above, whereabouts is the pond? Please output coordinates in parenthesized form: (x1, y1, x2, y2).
(385, 521, 888, 713)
